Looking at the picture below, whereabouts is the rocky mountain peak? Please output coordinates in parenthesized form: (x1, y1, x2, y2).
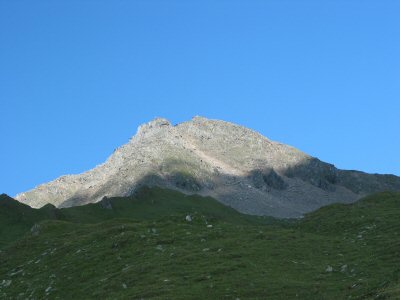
(136, 117, 172, 137)
(15, 117, 400, 218)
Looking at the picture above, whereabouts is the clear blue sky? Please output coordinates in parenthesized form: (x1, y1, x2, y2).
(1, 1, 399, 196)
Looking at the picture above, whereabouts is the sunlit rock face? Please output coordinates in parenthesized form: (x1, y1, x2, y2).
(15, 116, 400, 218)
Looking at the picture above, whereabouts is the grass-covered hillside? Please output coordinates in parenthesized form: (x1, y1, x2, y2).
(0, 188, 399, 299)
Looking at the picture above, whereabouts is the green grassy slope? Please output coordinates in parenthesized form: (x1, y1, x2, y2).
(0, 194, 59, 247)
(58, 187, 277, 225)
(0, 190, 399, 299)
(0, 187, 277, 248)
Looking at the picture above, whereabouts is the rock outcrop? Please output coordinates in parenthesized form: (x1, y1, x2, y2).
(15, 116, 400, 218)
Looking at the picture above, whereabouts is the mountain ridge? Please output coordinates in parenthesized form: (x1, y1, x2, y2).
(15, 116, 400, 217)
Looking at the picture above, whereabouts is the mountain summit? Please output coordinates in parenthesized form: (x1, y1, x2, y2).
(16, 116, 400, 218)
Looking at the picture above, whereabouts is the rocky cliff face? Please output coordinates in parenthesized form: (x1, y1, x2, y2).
(15, 116, 400, 218)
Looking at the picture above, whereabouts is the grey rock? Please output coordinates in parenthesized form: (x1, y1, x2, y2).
(30, 224, 40, 236)
(0, 280, 12, 288)
(15, 116, 400, 218)
(326, 266, 333, 272)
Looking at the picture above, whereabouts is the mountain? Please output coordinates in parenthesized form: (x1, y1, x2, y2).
(1, 190, 400, 299)
(15, 116, 400, 218)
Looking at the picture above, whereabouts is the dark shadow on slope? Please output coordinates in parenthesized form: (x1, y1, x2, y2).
(57, 157, 400, 217)
(282, 158, 338, 192)
(278, 157, 400, 195)
(247, 169, 288, 191)
(337, 170, 400, 195)
(58, 171, 204, 208)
